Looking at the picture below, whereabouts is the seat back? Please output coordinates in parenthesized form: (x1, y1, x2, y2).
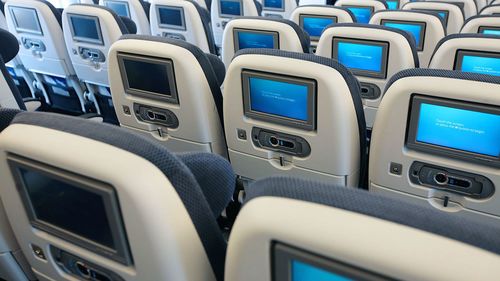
(369, 69, 500, 225)
(62, 4, 132, 123)
(461, 15, 500, 34)
(316, 23, 419, 128)
(429, 34, 500, 77)
(480, 4, 500, 15)
(5, 0, 87, 114)
(259, 0, 297, 19)
(402, 2, 465, 34)
(370, 10, 446, 67)
(226, 176, 500, 281)
(210, 0, 260, 47)
(99, 0, 151, 35)
(0, 29, 27, 110)
(223, 49, 366, 186)
(150, 0, 217, 54)
(334, 0, 387, 24)
(108, 35, 227, 155)
(221, 17, 310, 67)
(0, 111, 230, 281)
(289, 6, 355, 49)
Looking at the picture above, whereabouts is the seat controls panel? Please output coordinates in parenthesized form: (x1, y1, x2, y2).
(134, 103, 179, 128)
(409, 161, 494, 199)
(79, 47, 106, 62)
(360, 82, 381, 100)
(251, 127, 311, 157)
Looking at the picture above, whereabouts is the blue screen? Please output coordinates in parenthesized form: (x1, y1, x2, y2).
(158, 7, 183, 26)
(249, 77, 308, 121)
(292, 261, 354, 281)
(220, 0, 241, 16)
(416, 103, 500, 157)
(237, 31, 275, 49)
(460, 55, 500, 77)
(70, 16, 100, 41)
(104, 1, 129, 17)
(302, 17, 335, 37)
(383, 22, 422, 46)
(337, 42, 383, 72)
(264, 0, 283, 9)
(386, 0, 398, 9)
(481, 29, 500, 35)
(437, 11, 447, 19)
(345, 7, 372, 24)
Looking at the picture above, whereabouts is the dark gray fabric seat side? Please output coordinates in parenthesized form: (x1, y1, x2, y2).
(0, 29, 27, 111)
(0, 108, 22, 132)
(11, 111, 232, 281)
(245, 176, 500, 255)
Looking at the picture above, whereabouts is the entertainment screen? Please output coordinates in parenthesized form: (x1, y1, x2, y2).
(9, 6, 43, 35)
(219, 0, 242, 17)
(406, 96, 500, 166)
(9, 157, 131, 265)
(233, 29, 279, 51)
(299, 15, 337, 40)
(242, 70, 316, 131)
(413, 9, 449, 25)
(274, 243, 391, 281)
(332, 38, 389, 78)
(343, 6, 373, 24)
(68, 14, 103, 45)
(157, 6, 186, 30)
(381, 20, 426, 51)
(454, 50, 500, 77)
(263, 0, 285, 11)
(104, 0, 130, 17)
(385, 0, 399, 9)
(118, 53, 179, 104)
(479, 26, 500, 35)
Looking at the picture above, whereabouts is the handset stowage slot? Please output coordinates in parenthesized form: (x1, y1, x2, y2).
(251, 127, 311, 157)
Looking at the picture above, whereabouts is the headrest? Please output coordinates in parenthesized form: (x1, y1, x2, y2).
(118, 34, 225, 127)
(244, 175, 500, 255)
(233, 48, 367, 185)
(0, 29, 19, 63)
(480, 4, 500, 14)
(75, 4, 131, 35)
(9, 110, 228, 280)
(323, 23, 420, 67)
(429, 33, 500, 64)
(296, 5, 357, 20)
(462, 14, 500, 31)
(39, 0, 63, 27)
(372, 10, 446, 34)
(0, 108, 22, 133)
(120, 15, 137, 34)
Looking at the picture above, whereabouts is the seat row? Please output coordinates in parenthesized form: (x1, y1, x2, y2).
(0, 105, 499, 280)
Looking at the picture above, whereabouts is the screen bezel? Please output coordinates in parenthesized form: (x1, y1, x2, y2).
(299, 14, 338, 40)
(242, 69, 317, 131)
(219, 0, 243, 18)
(263, 0, 285, 12)
(454, 49, 500, 76)
(9, 6, 43, 35)
(478, 26, 500, 35)
(233, 28, 280, 51)
(341, 5, 374, 23)
(412, 9, 449, 26)
(332, 37, 389, 79)
(406, 95, 500, 167)
(273, 242, 391, 281)
(103, 0, 131, 18)
(68, 13, 104, 45)
(117, 52, 179, 104)
(380, 19, 427, 51)
(7, 154, 133, 265)
(156, 5, 186, 31)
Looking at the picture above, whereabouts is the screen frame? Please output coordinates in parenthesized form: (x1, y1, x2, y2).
(341, 5, 374, 23)
(478, 26, 500, 35)
(9, 6, 43, 35)
(7, 154, 133, 265)
(273, 242, 392, 281)
(67, 13, 104, 45)
(412, 9, 449, 26)
(156, 5, 186, 31)
(218, 0, 243, 18)
(406, 95, 500, 167)
(117, 52, 180, 104)
(454, 49, 500, 76)
(299, 14, 338, 40)
(233, 28, 280, 51)
(263, 0, 285, 12)
(380, 19, 427, 51)
(242, 69, 317, 131)
(103, 0, 131, 18)
(332, 37, 389, 79)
